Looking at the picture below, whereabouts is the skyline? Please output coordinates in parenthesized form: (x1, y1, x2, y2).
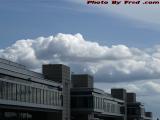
(1, 33, 160, 118)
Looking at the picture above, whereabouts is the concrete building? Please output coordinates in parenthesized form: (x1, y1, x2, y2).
(71, 74, 152, 120)
(43, 64, 71, 120)
(71, 74, 93, 88)
(71, 88, 125, 120)
(0, 58, 67, 120)
(127, 93, 152, 120)
(111, 88, 127, 120)
(71, 74, 126, 120)
(0, 58, 153, 120)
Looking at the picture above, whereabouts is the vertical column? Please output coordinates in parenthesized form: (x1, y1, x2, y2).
(43, 64, 71, 120)
(111, 88, 127, 120)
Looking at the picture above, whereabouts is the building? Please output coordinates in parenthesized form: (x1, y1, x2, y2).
(43, 64, 71, 120)
(71, 74, 126, 120)
(127, 93, 152, 120)
(71, 74, 152, 120)
(0, 58, 70, 120)
(0, 58, 153, 120)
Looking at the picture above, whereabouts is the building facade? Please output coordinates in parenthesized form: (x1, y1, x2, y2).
(0, 58, 153, 120)
(0, 58, 64, 120)
(71, 74, 152, 120)
(43, 64, 71, 120)
(127, 93, 153, 120)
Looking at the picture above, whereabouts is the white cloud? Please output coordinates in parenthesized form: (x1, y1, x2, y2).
(1, 33, 160, 83)
(95, 79, 160, 95)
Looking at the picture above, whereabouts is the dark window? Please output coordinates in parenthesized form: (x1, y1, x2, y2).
(71, 96, 93, 109)
(0, 79, 62, 107)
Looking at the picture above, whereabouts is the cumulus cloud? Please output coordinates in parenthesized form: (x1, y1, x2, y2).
(96, 80, 160, 95)
(1, 33, 160, 83)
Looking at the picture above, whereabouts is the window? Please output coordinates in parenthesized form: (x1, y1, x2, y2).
(40, 89, 43, 104)
(8, 83, 12, 100)
(103, 101, 106, 112)
(17, 84, 21, 101)
(37, 88, 41, 104)
(44, 90, 47, 105)
(46, 90, 49, 105)
(13, 84, 17, 101)
(71, 96, 93, 109)
(111, 104, 115, 113)
(21, 85, 26, 102)
(4, 82, 8, 100)
(29, 87, 33, 103)
(33, 88, 37, 103)
(0, 79, 62, 108)
(107, 103, 110, 112)
(26, 86, 30, 103)
(0, 81, 3, 99)
(55, 92, 57, 106)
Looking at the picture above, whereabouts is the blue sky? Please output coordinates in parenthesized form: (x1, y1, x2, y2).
(1, 0, 160, 49)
